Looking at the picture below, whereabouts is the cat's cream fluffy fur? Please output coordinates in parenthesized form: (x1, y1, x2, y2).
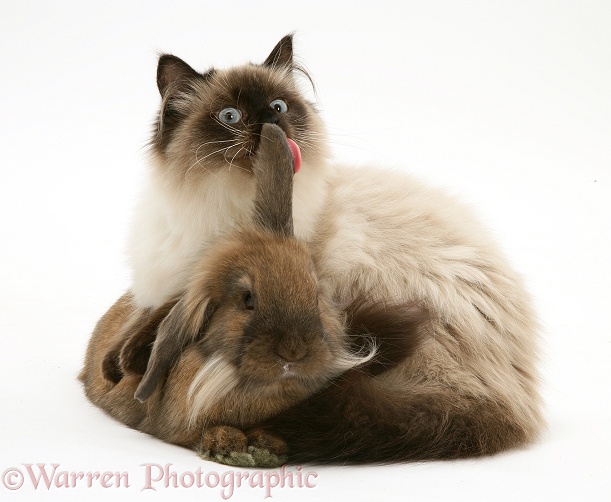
(312, 165, 542, 434)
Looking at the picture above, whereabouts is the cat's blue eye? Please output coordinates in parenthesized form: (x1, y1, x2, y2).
(218, 107, 242, 124)
(270, 99, 288, 114)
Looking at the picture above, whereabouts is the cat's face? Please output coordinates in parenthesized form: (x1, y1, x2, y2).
(151, 35, 326, 181)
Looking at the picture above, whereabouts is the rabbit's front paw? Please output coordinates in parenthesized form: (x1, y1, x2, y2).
(246, 428, 288, 468)
(196, 425, 287, 468)
(197, 425, 255, 467)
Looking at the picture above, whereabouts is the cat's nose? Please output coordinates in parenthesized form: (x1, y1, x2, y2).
(260, 109, 280, 125)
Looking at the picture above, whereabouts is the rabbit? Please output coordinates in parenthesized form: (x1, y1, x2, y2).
(81, 124, 425, 467)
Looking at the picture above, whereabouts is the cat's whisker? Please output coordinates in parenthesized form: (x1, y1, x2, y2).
(184, 159, 224, 185)
(190, 139, 244, 165)
(197, 143, 240, 162)
(212, 116, 243, 136)
(197, 138, 241, 147)
(236, 87, 243, 109)
(225, 145, 251, 173)
(185, 155, 226, 185)
(184, 142, 250, 184)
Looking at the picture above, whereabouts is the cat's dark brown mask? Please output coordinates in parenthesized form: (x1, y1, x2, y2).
(151, 35, 323, 176)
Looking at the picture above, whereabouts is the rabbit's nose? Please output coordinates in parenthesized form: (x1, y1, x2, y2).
(275, 337, 308, 363)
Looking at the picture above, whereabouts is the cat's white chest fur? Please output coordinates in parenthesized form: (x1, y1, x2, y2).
(127, 160, 328, 308)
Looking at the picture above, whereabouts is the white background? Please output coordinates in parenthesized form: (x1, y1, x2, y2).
(1, 1, 610, 500)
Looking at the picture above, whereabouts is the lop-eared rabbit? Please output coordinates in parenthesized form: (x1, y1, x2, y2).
(81, 124, 424, 466)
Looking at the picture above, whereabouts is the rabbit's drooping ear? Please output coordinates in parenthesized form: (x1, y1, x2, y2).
(101, 300, 180, 384)
(119, 300, 178, 377)
(102, 306, 154, 384)
(252, 123, 295, 237)
(134, 295, 215, 403)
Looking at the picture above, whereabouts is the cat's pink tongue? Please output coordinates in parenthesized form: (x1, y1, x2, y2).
(286, 138, 302, 174)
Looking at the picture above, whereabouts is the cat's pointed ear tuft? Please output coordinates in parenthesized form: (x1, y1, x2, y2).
(153, 55, 213, 152)
(263, 34, 294, 69)
(156, 54, 201, 96)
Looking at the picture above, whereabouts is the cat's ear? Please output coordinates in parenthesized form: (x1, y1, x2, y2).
(156, 54, 202, 96)
(154, 55, 210, 151)
(263, 34, 294, 69)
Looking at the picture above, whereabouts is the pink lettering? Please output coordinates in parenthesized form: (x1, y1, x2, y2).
(23, 463, 59, 490)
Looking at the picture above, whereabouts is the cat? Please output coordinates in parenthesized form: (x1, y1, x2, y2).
(113, 34, 543, 460)
(128, 35, 329, 309)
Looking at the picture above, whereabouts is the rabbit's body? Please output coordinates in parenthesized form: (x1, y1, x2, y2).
(82, 289, 336, 452)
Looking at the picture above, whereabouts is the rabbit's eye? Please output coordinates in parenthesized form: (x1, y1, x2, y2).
(243, 292, 255, 310)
